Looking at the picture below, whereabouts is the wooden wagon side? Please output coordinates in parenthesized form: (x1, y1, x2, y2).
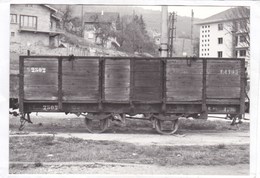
(18, 56, 246, 134)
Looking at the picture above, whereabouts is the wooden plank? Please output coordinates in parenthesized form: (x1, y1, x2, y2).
(167, 59, 203, 67)
(134, 87, 161, 101)
(134, 64, 161, 72)
(24, 57, 58, 62)
(166, 95, 202, 102)
(63, 76, 99, 82)
(166, 80, 202, 88)
(63, 68, 99, 73)
(63, 59, 99, 64)
(104, 87, 130, 101)
(166, 87, 202, 101)
(63, 90, 99, 96)
(206, 60, 241, 64)
(105, 65, 130, 70)
(62, 96, 99, 101)
(63, 85, 99, 100)
(24, 60, 58, 66)
(134, 87, 161, 93)
(105, 72, 130, 79)
(134, 72, 161, 81)
(207, 75, 240, 87)
(134, 93, 161, 101)
(63, 65, 99, 72)
(105, 59, 130, 65)
(63, 84, 98, 90)
(207, 66, 240, 75)
(24, 73, 58, 85)
(134, 79, 161, 87)
(105, 81, 130, 87)
(167, 74, 202, 82)
(24, 85, 58, 100)
(207, 87, 240, 98)
(167, 67, 203, 75)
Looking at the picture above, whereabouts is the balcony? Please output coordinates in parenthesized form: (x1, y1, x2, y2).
(19, 26, 64, 36)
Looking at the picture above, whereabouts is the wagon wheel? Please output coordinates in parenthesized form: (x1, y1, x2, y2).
(84, 117, 109, 133)
(155, 118, 179, 135)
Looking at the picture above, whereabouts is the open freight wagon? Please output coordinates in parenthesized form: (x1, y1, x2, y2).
(17, 55, 246, 134)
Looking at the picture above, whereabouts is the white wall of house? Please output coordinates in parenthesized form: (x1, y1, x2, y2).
(10, 4, 59, 47)
(199, 22, 233, 58)
(10, 4, 52, 32)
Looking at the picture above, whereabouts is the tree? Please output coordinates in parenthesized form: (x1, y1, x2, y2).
(224, 7, 250, 58)
(116, 14, 121, 30)
(61, 5, 73, 30)
(90, 14, 116, 47)
(116, 14, 157, 54)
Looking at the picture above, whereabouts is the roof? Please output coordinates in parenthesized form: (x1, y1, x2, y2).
(43, 5, 58, 12)
(195, 7, 250, 25)
(84, 12, 119, 23)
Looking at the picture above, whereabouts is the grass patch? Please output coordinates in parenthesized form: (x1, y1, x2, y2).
(178, 119, 249, 131)
(10, 136, 249, 166)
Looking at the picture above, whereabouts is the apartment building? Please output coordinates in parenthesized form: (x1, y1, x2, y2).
(196, 7, 250, 61)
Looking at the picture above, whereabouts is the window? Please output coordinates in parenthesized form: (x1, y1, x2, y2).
(239, 20, 247, 30)
(218, 23, 223, 31)
(10, 14, 17, 23)
(208, 25, 210, 28)
(202, 35, 204, 38)
(240, 35, 246, 43)
(11, 32, 15, 36)
(20, 15, 37, 29)
(235, 36, 238, 46)
(218, 51, 223, 58)
(239, 50, 246, 57)
(202, 26, 204, 28)
(218, 37, 223, 44)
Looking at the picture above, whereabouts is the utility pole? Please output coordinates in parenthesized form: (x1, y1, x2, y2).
(81, 4, 84, 37)
(168, 12, 177, 57)
(191, 9, 194, 56)
(160, 6, 168, 57)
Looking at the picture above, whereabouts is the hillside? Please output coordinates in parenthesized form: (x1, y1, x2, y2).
(51, 5, 200, 38)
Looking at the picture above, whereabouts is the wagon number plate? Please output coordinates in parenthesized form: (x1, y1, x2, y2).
(43, 105, 58, 111)
(29, 67, 46, 73)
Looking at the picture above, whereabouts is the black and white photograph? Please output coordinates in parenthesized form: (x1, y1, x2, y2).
(1, 0, 260, 176)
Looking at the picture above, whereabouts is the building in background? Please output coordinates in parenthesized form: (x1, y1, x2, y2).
(10, 4, 63, 49)
(83, 11, 120, 48)
(196, 7, 250, 63)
